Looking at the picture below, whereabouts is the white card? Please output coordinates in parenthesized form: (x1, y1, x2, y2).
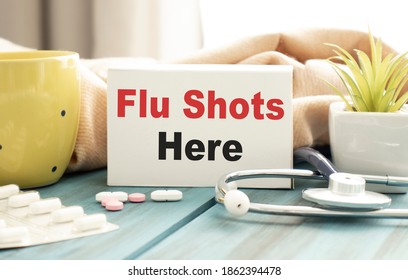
(107, 64, 293, 188)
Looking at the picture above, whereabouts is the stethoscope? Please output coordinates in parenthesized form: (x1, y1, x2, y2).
(215, 147, 408, 219)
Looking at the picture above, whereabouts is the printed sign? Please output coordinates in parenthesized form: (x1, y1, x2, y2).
(107, 64, 293, 188)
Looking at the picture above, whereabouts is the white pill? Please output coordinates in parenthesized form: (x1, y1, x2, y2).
(51, 206, 84, 223)
(151, 190, 183, 201)
(29, 197, 62, 215)
(95, 191, 112, 202)
(0, 219, 6, 228)
(112, 191, 128, 202)
(73, 214, 107, 232)
(0, 184, 20, 199)
(0, 226, 29, 244)
(8, 191, 40, 208)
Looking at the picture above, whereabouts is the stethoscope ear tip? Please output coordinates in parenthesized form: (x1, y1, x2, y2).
(223, 190, 250, 217)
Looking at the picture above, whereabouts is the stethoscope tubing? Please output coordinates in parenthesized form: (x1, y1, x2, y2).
(249, 202, 408, 219)
(294, 147, 338, 180)
(222, 168, 408, 188)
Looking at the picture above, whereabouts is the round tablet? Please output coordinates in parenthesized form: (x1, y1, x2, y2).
(112, 191, 128, 202)
(128, 193, 146, 203)
(105, 199, 124, 211)
(101, 196, 118, 207)
(95, 191, 112, 202)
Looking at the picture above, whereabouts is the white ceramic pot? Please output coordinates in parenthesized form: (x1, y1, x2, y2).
(329, 102, 408, 193)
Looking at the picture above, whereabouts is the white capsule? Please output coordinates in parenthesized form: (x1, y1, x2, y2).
(73, 214, 107, 232)
(51, 206, 84, 223)
(112, 191, 128, 202)
(8, 191, 40, 208)
(0, 184, 20, 199)
(95, 191, 112, 202)
(151, 190, 183, 202)
(0, 226, 29, 244)
(29, 197, 62, 215)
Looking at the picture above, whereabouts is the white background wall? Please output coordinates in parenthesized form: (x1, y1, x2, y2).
(200, 0, 408, 52)
(1, 0, 407, 59)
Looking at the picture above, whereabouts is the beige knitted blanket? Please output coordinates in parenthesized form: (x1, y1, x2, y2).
(0, 29, 398, 172)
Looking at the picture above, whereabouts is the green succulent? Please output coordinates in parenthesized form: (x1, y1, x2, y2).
(326, 30, 408, 112)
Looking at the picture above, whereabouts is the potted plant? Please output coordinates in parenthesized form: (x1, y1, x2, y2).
(326, 30, 408, 193)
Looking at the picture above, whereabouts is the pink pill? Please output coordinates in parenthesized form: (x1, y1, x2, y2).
(101, 197, 118, 207)
(105, 199, 124, 211)
(128, 193, 146, 203)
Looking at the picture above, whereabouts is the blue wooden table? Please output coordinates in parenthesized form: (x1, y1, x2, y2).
(2, 166, 408, 260)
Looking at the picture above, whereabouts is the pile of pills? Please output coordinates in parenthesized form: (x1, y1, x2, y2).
(0, 184, 118, 249)
(95, 190, 183, 211)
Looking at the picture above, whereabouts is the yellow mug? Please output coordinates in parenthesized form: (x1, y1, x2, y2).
(0, 51, 80, 188)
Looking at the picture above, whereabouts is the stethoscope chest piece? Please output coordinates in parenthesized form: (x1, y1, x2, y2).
(302, 172, 391, 209)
